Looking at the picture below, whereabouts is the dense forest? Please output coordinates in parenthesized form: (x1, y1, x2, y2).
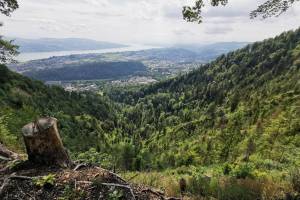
(0, 64, 119, 152)
(1, 28, 300, 199)
(24, 61, 147, 81)
(106, 28, 300, 170)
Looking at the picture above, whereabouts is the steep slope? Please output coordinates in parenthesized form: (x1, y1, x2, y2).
(109, 28, 300, 170)
(0, 64, 118, 152)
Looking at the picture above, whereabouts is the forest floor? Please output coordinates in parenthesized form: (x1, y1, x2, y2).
(0, 160, 181, 200)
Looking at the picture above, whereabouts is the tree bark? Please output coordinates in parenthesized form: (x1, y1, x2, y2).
(22, 117, 72, 168)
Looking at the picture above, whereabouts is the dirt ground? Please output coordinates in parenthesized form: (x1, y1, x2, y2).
(0, 161, 178, 200)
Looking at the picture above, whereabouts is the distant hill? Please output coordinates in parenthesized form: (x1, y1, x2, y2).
(119, 42, 249, 62)
(10, 38, 127, 52)
(23, 61, 147, 81)
(174, 42, 250, 61)
(10, 42, 249, 75)
(119, 48, 200, 62)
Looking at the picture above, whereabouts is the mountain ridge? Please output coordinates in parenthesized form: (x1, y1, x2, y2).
(9, 37, 127, 53)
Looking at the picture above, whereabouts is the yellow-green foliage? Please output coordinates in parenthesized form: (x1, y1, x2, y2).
(33, 174, 56, 188)
(108, 189, 123, 200)
(58, 184, 87, 200)
(0, 115, 18, 151)
(122, 166, 295, 200)
(122, 171, 181, 197)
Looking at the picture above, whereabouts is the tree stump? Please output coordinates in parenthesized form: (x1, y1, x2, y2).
(22, 117, 72, 168)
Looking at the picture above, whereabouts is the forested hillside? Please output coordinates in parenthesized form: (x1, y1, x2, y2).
(106, 28, 300, 198)
(0, 64, 118, 153)
(109, 28, 300, 170)
(24, 61, 147, 81)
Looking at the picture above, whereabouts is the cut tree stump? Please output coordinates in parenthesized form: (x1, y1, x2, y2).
(22, 117, 72, 168)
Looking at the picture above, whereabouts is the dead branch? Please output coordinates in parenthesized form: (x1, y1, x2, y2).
(0, 144, 20, 161)
(102, 168, 127, 184)
(77, 181, 92, 184)
(165, 197, 181, 200)
(141, 188, 164, 196)
(9, 175, 41, 180)
(73, 163, 87, 171)
(141, 188, 180, 200)
(0, 177, 10, 197)
(127, 173, 139, 181)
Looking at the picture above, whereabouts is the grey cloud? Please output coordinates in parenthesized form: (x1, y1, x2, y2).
(74, 10, 124, 17)
(2, 0, 300, 45)
(204, 9, 248, 18)
(204, 26, 233, 34)
(163, 5, 182, 19)
(173, 28, 195, 36)
(8, 18, 57, 24)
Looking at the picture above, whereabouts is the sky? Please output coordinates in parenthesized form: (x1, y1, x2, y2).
(0, 0, 300, 45)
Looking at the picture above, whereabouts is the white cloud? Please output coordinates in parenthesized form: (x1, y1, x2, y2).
(0, 0, 299, 45)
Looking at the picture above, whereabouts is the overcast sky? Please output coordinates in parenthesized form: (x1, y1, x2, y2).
(0, 0, 300, 45)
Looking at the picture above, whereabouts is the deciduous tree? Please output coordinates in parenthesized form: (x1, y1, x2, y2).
(0, 0, 19, 63)
(183, 0, 300, 23)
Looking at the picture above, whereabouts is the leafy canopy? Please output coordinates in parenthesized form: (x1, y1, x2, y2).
(0, 0, 18, 16)
(183, 0, 300, 23)
(0, 0, 19, 63)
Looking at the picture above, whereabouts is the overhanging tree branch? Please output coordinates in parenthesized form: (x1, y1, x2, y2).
(183, 0, 300, 23)
(0, 0, 19, 64)
(250, 0, 300, 19)
(0, 0, 18, 16)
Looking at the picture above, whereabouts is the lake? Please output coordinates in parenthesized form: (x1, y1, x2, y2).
(17, 45, 160, 62)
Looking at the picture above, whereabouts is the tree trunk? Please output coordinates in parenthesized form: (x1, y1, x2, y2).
(22, 117, 72, 168)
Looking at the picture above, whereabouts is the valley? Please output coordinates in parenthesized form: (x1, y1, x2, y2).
(9, 42, 248, 91)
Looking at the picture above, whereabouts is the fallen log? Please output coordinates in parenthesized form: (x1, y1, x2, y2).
(22, 117, 72, 168)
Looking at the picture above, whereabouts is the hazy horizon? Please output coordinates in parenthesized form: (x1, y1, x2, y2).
(6, 36, 251, 47)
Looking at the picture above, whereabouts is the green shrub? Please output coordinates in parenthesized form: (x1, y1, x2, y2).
(33, 174, 55, 188)
(58, 184, 87, 200)
(187, 167, 213, 197)
(291, 168, 300, 193)
(0, 115, 18, 150)
(108, 188, 123, 200)
(232, 163, 255, 179)
(218, 178, 262, 200)
(223, 163, 233, 175)
(75, 148, 113, 169)
(255, 158, 283, 170)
